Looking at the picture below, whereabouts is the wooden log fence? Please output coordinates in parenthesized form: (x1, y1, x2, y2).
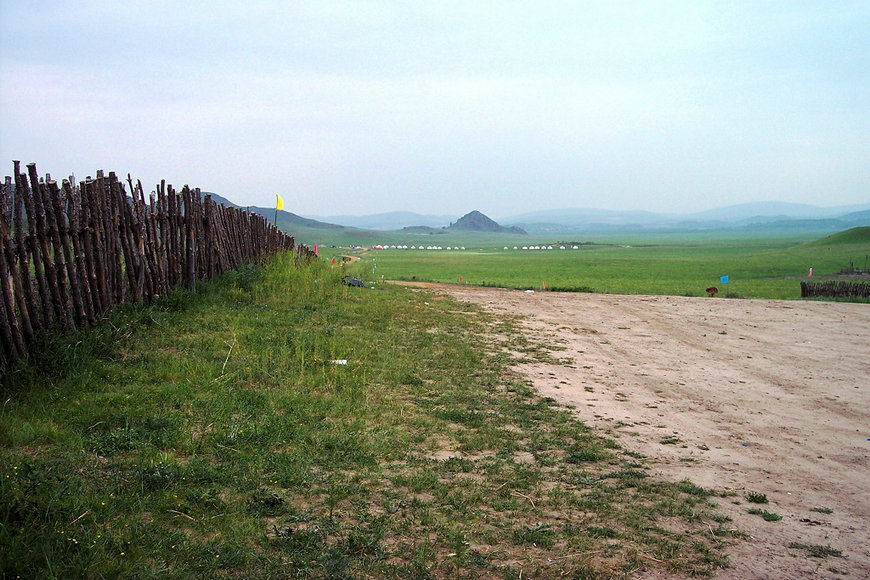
(0, 162, 315, 368)
(800, 280, 870, 299)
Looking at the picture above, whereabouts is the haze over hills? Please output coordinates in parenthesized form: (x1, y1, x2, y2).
(300, 202, 870, 233)
(681, 202, 870, 222)
(499, 202, 870, 234)
(201, 192, 343, 231)
(206, 191, 870, 236)
(500, 202, 870, 227)
(305, 211, 455, 230)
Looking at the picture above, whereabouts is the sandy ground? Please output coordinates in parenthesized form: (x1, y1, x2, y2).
(401, 282, 870, 579)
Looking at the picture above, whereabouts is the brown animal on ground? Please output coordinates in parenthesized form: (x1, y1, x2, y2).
(706, 286, 718, 297)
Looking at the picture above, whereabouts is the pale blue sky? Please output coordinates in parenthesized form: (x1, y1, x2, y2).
(2, 1, 868, 217)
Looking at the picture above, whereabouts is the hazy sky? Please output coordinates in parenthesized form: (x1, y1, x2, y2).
(2, 1, 868, 218)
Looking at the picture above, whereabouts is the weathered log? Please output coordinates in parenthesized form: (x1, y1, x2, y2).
(81, 178, 105, 315)
(166, 186, 178, 287)
(126, 176, 150, 300)
(0, 278, 22, 364)
(182, 186, 196, 291)
(26, 164, 68, 329)
(0, 185, 26, 359)
(17, 164, 54, 330)
(104, 173, 126, 305)
(156, 181, 169, 294)
(42, 179, 77, 329)
(12, 173, 41, 333)
(0, 180, 33, 343)
(88, 174, 113, 308)
(139, 186, 159, 301)
(67, 180, 95, 324)
(110, 177, 137, 302)
(52, 180, 88, 326)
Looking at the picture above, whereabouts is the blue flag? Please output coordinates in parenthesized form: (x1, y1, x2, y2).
(720, 275, 729, 284)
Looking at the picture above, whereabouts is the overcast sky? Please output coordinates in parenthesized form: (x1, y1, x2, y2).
(2, 1, 868, 218)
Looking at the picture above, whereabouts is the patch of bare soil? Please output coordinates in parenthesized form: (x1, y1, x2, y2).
(403, 282, 870, 579)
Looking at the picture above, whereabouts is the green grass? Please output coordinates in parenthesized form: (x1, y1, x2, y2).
(745, 492, 769, 504)
(323, 229, 870, 300)
(747, 509, 782, 522)
(1, 254, 732, 577)
(788, 543, 844, 559)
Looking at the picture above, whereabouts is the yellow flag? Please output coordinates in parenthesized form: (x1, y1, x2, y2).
(276, 194, 284, 211)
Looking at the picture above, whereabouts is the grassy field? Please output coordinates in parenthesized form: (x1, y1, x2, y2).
(325, 228, 870, 300)
(1, 255, 737, 578)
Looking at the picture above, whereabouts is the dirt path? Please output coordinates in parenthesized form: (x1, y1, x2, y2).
(400, 282, 870, 578)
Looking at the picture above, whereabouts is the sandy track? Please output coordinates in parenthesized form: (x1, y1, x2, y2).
(401, 282, 870, 578)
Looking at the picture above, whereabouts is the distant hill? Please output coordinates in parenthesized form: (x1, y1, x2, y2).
(840, 209, 870, 224)
(806, 226, 870, 246)
(198, 191, 344, 231)
(401, 225, 447, 234)
(306, 211, 455, 230)
(687, 202, 870, 222)
(201, 191, 237, 208)
(448, 210, 527, 235)
(500, 202, 870, 233)
(250, 207, 343, 230)
(198, 191, 870, 237)
(504, 208, 670, 227)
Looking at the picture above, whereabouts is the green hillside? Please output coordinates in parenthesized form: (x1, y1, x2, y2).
(805, 226, 870, 246)
(448, 210, 528, 235)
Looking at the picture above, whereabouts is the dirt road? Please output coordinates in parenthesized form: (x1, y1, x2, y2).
(406, 283, 870, 578)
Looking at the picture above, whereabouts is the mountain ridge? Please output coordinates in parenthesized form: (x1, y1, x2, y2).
(200, 192, 870, 235)
(499, 201, 870, 227)
(448, 211, 528, 235)
(305, 211, 455, 230)
(200, 191, 344, 231)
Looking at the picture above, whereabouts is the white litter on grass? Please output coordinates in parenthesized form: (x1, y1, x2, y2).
(330, 360, 348, 365)
(524, 290, 535, 293)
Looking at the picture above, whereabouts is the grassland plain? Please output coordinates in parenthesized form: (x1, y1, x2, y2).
(336, 229, 870, 300)
(1, 254, 736, 578)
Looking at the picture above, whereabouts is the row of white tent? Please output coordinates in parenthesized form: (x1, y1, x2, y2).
(370, 245, 580, 250)
(373, 245, 467, 250)
(504, 246, 580, 250)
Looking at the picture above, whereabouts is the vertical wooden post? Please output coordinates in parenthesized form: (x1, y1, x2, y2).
(52, 179, 87, 326)
(66, 179, 95, 324)
(12, 172, 41, 333)
(17, 164, 53, 329)
(26, 164, 68, 329)
(182, 186, 196, 291)
(42, 179, 76, 329)
(0, 182, 27, 359)
(0, 180, 33, 343)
